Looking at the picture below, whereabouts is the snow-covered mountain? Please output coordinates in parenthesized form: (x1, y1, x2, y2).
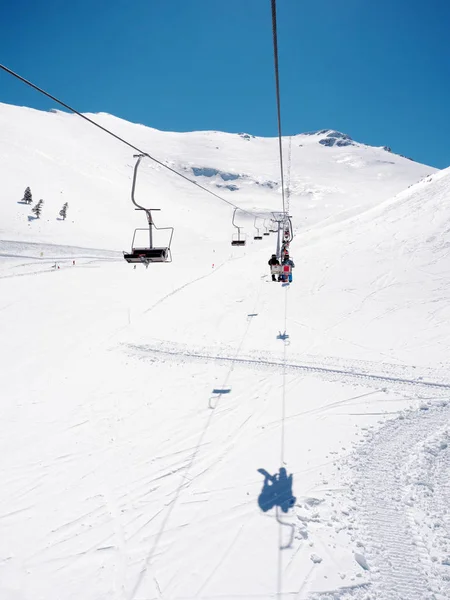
(0, 102, 434, 252)
(1, 101, 450, 600)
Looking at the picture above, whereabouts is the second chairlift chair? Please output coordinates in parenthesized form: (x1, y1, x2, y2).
(253, 216, 263, 240)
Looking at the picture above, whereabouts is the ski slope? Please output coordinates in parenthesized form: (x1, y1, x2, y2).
(0, 102, 434, 251)
(1, 102, 450, 600)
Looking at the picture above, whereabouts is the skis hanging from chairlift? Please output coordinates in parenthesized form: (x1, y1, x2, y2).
(123, 154, 174, 266)
(231, 208, 246, 246)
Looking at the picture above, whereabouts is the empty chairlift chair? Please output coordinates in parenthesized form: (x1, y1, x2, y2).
(231, 208, 247, 246)
(253, 216, 263, 240)
(263, 219, 270, 236)
(123, 154, 174, 266)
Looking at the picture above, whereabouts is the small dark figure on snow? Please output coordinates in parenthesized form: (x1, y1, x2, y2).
(268, 253, 280, 281)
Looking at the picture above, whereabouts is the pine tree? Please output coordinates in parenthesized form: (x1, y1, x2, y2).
(22, 187, 32, 204)
(59, 202, 69, 220)
(32, 199, 44, 219)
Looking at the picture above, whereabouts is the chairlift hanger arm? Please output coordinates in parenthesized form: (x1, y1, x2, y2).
(131, 154, 163, 215)
(131, 154, 145, 211)
(232, 207, 240, 231)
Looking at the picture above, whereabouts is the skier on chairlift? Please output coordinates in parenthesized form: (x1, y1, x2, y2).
(268, 253, 280, 281)
(281, 253, 295, 283)
(281, 242, 290, 261)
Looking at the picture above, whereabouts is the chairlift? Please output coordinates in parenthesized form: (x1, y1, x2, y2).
(283, 217, 293, 243)
(269, 219, 278, 233)
(257, 467, 296, 514)
(253, 216, 263, 240)
(263, 219, 270, 236)
(231, 208, 246, 246)
(123, 154, 174, 266)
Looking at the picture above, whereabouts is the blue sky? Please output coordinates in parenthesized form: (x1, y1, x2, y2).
(1, 0, 449, 168)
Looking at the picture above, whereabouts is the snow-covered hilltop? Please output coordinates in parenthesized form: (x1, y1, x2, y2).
(0, 102, 434, 251)
(1, 101, 450, 600)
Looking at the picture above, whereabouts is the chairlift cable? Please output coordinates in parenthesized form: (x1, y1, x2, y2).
(285, 136, 292, 218)
(280, 286, 288, 465)
(270, 3, 295, 589)
(270, 0, 289, 466)
(0, 63, 261, 219)
(270, 0, 286, 217)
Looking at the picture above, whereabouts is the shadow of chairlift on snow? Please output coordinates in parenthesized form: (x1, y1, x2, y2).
(277, 331, 289, 341)
(258, 467, 296, 549)
(209, 387, 231, 409)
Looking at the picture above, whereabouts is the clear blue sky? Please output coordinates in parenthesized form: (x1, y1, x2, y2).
(1, 0, 449, 168)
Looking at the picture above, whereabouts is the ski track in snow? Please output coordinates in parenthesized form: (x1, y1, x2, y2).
(128, 274, 265, 599)
(343, 402, 450, 600)
(128, 342, 450, 395)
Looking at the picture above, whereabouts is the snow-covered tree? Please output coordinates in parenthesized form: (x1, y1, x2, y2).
(32, 199, 44, 219)
(59, 202, 69, 220)
(22, 187, 32, 204)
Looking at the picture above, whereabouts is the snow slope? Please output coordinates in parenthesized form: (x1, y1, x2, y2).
(1, 102, 449, 600)
(0, 102, 434, 251)
(293, 167, 450, 367)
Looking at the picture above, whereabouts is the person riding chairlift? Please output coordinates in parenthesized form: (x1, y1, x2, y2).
(268, 253, 280, 281)
(281, 253, 295, 283)
(281, 241, 290, 261)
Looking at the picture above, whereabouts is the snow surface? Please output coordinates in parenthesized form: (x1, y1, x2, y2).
(1, 102, 449, 600)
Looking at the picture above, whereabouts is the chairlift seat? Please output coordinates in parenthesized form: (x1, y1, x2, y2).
(263, 232, 270, 236)
(124, 247, 169, 263)
(254, 235, 263, 240)
(231, 232, 247, 247)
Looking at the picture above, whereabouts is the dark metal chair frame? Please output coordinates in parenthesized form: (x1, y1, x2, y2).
(123, 154, 174, 265)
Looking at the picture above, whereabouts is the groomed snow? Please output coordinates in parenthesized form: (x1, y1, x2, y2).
(0, 103, 449, 600)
